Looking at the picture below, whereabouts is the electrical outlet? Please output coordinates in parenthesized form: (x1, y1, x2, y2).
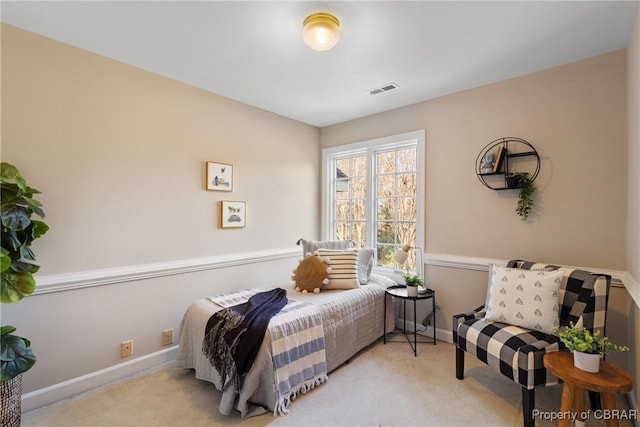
(120, 340, 133, 358)
(162, 328, 173, 346)
(422, 311, 435, 326)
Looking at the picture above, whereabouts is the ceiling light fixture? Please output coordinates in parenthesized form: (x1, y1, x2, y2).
(303, 12, 340, 51)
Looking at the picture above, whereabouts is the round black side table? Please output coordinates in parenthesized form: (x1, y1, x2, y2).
(383, 285, 436, 356)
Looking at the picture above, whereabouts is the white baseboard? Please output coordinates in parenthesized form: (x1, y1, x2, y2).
(22, 346, 178, 412)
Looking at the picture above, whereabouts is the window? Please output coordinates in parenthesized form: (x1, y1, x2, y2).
(322, 130, 425, 271)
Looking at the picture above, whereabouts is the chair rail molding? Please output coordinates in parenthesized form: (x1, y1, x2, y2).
(424, 253, 634, 304)
(33, 247, 301, 295)
(33, 249, 635, 307)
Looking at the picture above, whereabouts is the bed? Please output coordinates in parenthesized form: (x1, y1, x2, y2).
(175, 273, 397, 418)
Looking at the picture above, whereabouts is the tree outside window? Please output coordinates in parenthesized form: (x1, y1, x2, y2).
(327, 133, 423, 272)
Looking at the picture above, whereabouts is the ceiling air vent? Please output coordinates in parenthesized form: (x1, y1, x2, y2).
(369, 83, 398, 96)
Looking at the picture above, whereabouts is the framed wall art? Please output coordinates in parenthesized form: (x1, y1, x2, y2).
(206, 161, 233, 191)
(220, 200, 246, 228)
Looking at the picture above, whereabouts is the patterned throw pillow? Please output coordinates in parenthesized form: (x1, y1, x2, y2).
(485, 265, 563, 334)
(315, 249, 360, 290)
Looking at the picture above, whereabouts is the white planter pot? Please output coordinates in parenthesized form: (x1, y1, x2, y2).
(406, 286, 418, 297)
(573, 351, 600, 373)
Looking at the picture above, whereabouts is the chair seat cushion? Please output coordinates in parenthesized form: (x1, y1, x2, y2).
(456, 317, 562, 388)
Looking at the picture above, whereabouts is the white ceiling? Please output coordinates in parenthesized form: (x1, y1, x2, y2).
(2, 1, 638, 128)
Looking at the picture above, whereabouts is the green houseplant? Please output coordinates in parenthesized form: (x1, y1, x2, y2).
(554, 322, 628, 373)
(506, 172, 536, 221)
(401, 271, 424, 297)
(554, 322, 629, 355)
(401, 271, 424, 287)
(515, 174, 536, 221)
(1, 162, 48, 425)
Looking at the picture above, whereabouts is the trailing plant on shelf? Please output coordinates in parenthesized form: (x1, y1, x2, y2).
(507, 172, 536, 221)
(401, 271, 424, 287)
(554, 322, 629, 355)
(1, 162, 49, 382)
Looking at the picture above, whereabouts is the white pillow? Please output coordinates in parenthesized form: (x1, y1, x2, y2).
(297, 239, 354, 257)
(357, 248, 375, 285)
(485, 265, 563, 334)
(483, 262, 556, 308)
(316, 249, 360, 290)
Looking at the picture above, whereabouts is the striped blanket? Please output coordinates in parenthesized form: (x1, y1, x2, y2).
(269, 300, 328, 415)
(208, 289, 328, 416)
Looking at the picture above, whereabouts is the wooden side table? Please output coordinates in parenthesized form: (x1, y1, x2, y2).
(543, 351, 633, 427)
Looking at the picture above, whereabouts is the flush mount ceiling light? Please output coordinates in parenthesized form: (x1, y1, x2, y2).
(303, 12, 340, 51)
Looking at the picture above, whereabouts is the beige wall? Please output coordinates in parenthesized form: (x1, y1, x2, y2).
(2, 24, 320, 274)
(321, 49, 635, 377)
(629, 0, 640, 285)
(1, 24, 320, 395)
(2, 13, 639, 411)
(626, 6, 640, 411)
(322, 51, 627, 269)
(322, 50, 627, 270)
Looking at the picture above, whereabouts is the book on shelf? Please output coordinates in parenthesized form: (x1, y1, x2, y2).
(493, 146, 506, 173)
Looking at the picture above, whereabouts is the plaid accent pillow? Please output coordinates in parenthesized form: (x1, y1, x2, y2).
(316, 249, 360, 290)
(505, 260, 610, 333)
(485, 265, 563, 334)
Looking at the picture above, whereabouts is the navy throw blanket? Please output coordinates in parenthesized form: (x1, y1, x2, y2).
(202, 288, 287, 391)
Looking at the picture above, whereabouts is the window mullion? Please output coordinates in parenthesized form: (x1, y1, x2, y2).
(366, 148, 375, 249)
(328, 156, 338, 240)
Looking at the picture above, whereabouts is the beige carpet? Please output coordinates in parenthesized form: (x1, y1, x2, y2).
(21, 339, 634, 427)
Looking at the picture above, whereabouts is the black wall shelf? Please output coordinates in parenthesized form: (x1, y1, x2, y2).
(475, 137, 540, 190)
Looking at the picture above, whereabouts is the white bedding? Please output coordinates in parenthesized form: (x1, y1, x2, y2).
(175, 273, 397, 417)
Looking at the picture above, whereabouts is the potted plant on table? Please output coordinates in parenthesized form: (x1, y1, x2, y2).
(1, 162, 49, 426)
(554, 322, 629, 373)
(401, 271, 424, 297)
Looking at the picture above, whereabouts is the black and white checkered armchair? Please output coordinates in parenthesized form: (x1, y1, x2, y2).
(453, 260, 611, 427)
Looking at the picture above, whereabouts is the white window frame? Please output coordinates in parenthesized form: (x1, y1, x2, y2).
(321, 130, 425, 273)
